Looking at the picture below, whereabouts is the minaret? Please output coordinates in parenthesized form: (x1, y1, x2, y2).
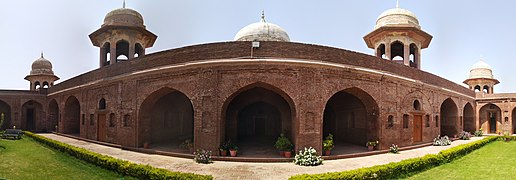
(24, 53, 60, 91)
(364, 3, 432, 69)
(463, 60, 499, 94)
(89, 2, 157, 68)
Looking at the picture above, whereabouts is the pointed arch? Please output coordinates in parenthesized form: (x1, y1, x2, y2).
(138, 87, 194, 152)
(116, 40, 130, 62)
(21, 100, 43, 131)
(463, 103, 475, 132)
(48, 99, 59, 132)
(98, 98, 106, 110)
(323, 87, 379, 153)
(0, 99, 11, 130)
(376, 44, 386, 59)
(440, 98, 458, 136)
(390, 41, 404, 63)
(479, 103, 501, 134)
(64, 96, 81, 135)
(222, 82, 296, 157)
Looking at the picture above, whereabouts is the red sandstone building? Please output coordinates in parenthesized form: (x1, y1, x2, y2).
(0, 5, 514, 158)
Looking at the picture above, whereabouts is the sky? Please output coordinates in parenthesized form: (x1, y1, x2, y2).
(1, 0, 516, 92)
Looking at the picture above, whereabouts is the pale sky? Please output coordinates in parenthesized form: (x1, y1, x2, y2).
(1, 1, 516, 92)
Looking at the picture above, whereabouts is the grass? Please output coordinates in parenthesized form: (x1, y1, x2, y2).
(408, 140, 516, 179)
(0, 137, 136, 180)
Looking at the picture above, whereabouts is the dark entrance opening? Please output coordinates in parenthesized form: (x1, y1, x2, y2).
(225, 86, 292, 157)
(64, 96, 81, 135)
(323, 88, 379, 155)
(49, 100, 59, 132)
(479, 104, 501, 134)
(139, 88, 194, 153)
(22, 100, 43, 131)
(27, 109, 35, 130)
(440, 98, 458, 136)
(463, 103, 475, 132)
(513, 108, 516, 134)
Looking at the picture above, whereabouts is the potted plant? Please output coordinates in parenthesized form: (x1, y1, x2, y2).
(227, 140, 238, 157)
(219, 141, 228, 156)
(366, 140, 379, 151)
(322, 134, 334, 156)
(502, 131, 511, 142)
(274, 133, 293, 157)
(179, 139, 194, 153)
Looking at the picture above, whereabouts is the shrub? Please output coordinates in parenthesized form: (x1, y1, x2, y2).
(289, 136, 499, 180)
(458, 131, 472, 140)
(433, 135, 451, 146)
(322, 134, 334, 151)
(294, 147, 323, 166)
(474, 129, 483, 137)
(194, 149, 212, 164)
(366, 140, 379, 147)
(274, 133, 293, 151)
(24, 132, 212, 180)
(389, 144, 399, 154)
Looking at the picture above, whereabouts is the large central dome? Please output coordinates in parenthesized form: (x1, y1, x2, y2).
(234, 12, 290, 42)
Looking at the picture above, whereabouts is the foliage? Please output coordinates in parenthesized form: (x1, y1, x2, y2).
(474, 129, 483, 137)
(0, 113, 4, 130)
(179, 139, 194, 151)
(294, 147, 323, 166)
(433, 135, 451, 146)
(219, 140, 229, 151)
(226, 139, 238, 151)
(322, 134, 334, 151)
(274, 133, 293, 151)
(289, 136, 499, 180)
(458, 131, 472, 140)
(366, 140, 379, 147)
(193, 149, 212, 164)
(389, 144, 399, 154)
(502, 131, 512, 141)
(24, 132, 212, 180)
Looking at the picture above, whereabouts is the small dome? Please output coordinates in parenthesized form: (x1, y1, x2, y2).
(375, 7, 420, 29)
(103, 8, 144, 27)
(234, 13, 290, 42)
(30, 54, 54, 75)
(469, 60, 494, 79)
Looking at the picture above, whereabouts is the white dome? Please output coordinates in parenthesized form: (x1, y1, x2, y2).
(375, 8, 420, 29)
(469, 60, 494, 79)
(234, 13, 290, 42)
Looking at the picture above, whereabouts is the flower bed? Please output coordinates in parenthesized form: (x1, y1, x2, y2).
(290, 136, 499, 180)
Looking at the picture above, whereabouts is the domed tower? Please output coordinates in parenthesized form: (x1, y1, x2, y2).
(24, 53, 59, 91)
(89, 3, 157, 68)
(364, 3, 432, 69)
(234, 11, 290, 42)
(463, 60, 499, 94)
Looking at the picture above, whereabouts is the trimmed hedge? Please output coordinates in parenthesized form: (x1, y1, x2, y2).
(290, 136, 499, 180)
(25, 132, 212, 180)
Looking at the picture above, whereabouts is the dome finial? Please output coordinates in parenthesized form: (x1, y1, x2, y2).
(261, 10, 266, 23)
(396, 0, 399, 8)
(123, 0, 126, 8)
(41, 51, 44, 58)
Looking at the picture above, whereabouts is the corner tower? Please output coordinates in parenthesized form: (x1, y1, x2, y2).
(364, 3, 432, 69)
(89, 3, 157, 68)
(25, 53, 59, 91)
(463, 60, 499, 94)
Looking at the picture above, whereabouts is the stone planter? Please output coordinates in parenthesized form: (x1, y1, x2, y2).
(229, 150, 238, 157)
(324, 150, 331, 156)
(368, 145, 374, 151)
(220, 149, 227, 156)
(284, 151, 292, 158)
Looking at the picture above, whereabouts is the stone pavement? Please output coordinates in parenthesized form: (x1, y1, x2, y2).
(38, 134, 484, 180)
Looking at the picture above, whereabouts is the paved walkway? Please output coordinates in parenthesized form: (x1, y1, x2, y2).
(38, 134, 484, 180)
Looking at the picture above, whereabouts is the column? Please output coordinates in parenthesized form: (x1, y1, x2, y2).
(385, 41, 391, 60)
(110, 42, 117, 65)
(128, 42, 135, 59)
(99, 47, 106, 67)
(416, 48, 422, 69)
(403, 43, 410, 66)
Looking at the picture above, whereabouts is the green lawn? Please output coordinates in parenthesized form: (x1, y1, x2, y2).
(408, 140, 516, 179)
(0, 137, 136, 180)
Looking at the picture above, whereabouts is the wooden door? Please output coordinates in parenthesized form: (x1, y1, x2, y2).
(98, 114, 106, 142)
(413, 115, 422, 142)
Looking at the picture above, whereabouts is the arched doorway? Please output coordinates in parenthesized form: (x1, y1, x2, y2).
(224, 86, 293, 157)
(49, 99, 59, 132)
(513, 108, 516, 134)
(139, 88, 194, 153)
(323, 87, 379, 154)
(463, 103, 475, 132)
(440, 98, 458, 136)
(0, 100, 11, 130)
(21, 100, 43, 131)
(64, 96, 81, 135)
(479, 104, 501, 134)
